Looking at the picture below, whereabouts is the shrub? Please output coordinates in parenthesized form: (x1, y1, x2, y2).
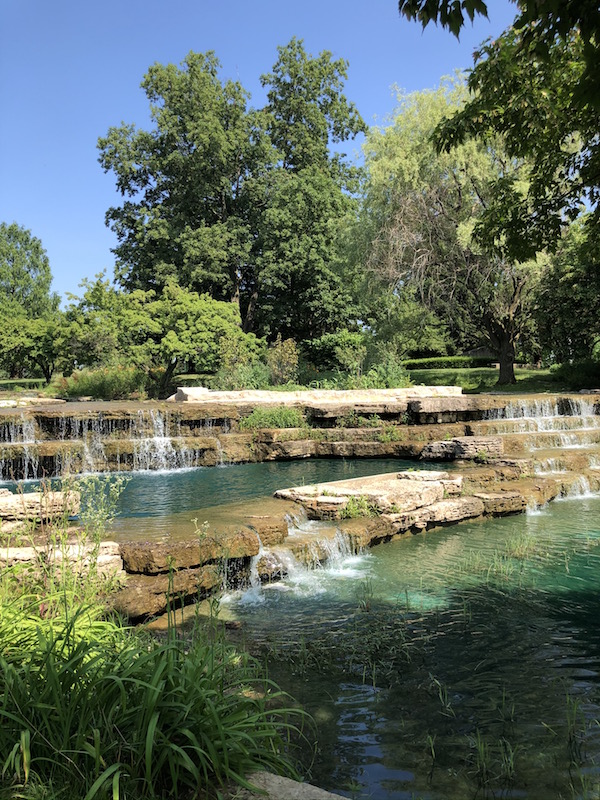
(550, 359, 600, 390)
(267, 335, 299, 385)
(210, 361, 271, 390)
(302, 331, 366, 374)
(239, 406, 306, 430)
(60, 366, 149, 400)
(0, 602, 303, 799)
(340, 495, 377, 519)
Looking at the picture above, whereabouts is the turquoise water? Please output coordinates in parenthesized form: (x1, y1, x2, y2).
(110, 458, 425, 538)
(6, 456, 600, 797)
(225, 493, 600, 800)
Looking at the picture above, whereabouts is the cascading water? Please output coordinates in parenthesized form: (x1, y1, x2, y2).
(0, 408, 210, 478)
(0, 413, 39, 479)
(484, 396, 600, 453)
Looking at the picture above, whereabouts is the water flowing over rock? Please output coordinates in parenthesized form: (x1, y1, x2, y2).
(4, 390, 600, 621)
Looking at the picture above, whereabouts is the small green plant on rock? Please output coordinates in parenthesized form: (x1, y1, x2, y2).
(239, 406, 306, 430)
(340, 495, 378, 519)
(377, 425, 403, 443)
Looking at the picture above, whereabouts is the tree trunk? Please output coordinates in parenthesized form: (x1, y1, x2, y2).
(158, 360, 178, 399)
(497, 335, 517, 385)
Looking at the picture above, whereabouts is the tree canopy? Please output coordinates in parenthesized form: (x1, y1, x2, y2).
(0, 223, 61, 380)
(98, 39, 364, 342)
(359, 80, 542, 383)
(398, 1, 600, 261)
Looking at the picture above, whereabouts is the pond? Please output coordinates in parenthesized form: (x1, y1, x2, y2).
(5, 457, 600, 798)
(110, 458, 423, 540)
(222, 492, 600, 800)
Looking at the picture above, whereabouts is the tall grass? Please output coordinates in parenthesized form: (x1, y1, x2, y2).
(0, 479, 308, 799)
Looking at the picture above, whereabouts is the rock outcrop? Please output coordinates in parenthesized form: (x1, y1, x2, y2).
(0, 487, 79, 524)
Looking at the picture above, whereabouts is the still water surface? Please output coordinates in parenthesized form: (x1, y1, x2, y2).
(7, 459, 600, 797)
(224, 492, 600, 800)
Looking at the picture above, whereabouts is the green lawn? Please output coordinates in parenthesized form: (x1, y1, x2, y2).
(407, 367, 565, 394)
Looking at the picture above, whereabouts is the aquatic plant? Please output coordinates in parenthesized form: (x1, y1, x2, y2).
(0, 480, 307, 799)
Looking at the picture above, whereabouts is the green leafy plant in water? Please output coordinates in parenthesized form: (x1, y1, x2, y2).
(428, 673, 455, 718)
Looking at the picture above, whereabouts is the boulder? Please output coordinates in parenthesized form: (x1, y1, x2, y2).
(0, 540, 125, 580)
(120, 528, 260, 574)
(427, 496, 486, 523)
(111, 564, 222, 619)
(224, 771, 346, 800)
(472, 492, 527, 515)
(245, 516, 289, 546)
(420, 436, 503, 462)
(0, 489, 80, 522)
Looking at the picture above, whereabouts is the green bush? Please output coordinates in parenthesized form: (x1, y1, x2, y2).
(239, 406, 306, 430)
(403, 356, 494, 370)
(60, 366, 149, 400)
(302, 331, 366, 374)
(210, 361, 271, 391)
(550, 359, 600, 389)
(267, 335, 299, 385)
(0, 602, 302, 799)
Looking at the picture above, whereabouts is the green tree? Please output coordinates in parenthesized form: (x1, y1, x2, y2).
(99, 41, 364, 343)
(0, 222, 58, 318)
(246, 38, 365, 340)
(360, 81, 542, 384)
(0, 223, 61, 379)
(398, 1, 600, 259)
(398, 0, 600, 96)
(65, 275, 261, 396)
(535, 219, 600, 363)
(98, 52, 267, 304)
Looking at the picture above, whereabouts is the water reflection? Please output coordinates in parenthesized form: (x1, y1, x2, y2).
(228, 496, 600, 799)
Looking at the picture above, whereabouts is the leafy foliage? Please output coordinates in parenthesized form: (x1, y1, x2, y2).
(360, 79, 543, 384)
(64, 276, 261, 397)
(238, 406, 306, 430)
(0, 224, 62, 381)
(302, 330, 366, 374)
(99, 40, 364, 342)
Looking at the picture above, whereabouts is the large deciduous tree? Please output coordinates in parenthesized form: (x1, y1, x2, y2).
(360, 81, 542, 384)
(0, 223, 62, 380)
(246, 38, 365, 340)
(398, 1, 600, 259)
(98, 52, 264, 303)
(99, 40, 364, 342)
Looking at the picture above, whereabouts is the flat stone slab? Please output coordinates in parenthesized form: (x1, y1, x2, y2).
(225, 772, 346, 800)
(274, 471, 466, 519)
(173, 386, 463, 405)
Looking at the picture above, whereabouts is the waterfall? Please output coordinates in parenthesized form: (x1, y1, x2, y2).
(561, 476, 594, 499)
(0, 414, 39, 479)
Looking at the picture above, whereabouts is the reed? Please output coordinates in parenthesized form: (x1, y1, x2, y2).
(0, 479, 307, 799)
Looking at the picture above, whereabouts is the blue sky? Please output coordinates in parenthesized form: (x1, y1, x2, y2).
(1, 0, 517, 302)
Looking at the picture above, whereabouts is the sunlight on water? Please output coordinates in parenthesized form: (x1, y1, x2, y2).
(227, 495, 600, 800)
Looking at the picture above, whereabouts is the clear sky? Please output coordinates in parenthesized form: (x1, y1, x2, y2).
(1, 0, 517, 302)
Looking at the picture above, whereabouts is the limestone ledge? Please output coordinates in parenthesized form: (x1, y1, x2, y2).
(0, 488, 80, 522)
(80, 463, 600, 619)
(173, 386, 463, 406)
